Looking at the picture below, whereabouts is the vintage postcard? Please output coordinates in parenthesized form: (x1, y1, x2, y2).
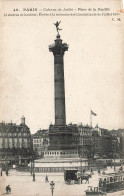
(0, 0, 124, 196)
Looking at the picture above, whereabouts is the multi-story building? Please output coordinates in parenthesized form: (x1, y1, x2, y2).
(92, 127, 120, 159)
(32, 124, 122, 160)
(67, 123, 80, 151)
(99, 128, 112, 157)
(78, 124, 93, 158)
(109, 129, 124, 158)
(0, 116, 32, 168)
(92, 129, 102, 158)
(32, 129, 49, 157)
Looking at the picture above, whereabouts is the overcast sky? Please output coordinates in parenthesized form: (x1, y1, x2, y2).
(0, 0, 124, 133)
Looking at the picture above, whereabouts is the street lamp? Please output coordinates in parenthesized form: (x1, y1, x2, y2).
(50, 181, 55, 196)
(31, 152, 35, 181)
(30, 155, 33, 175)
(80, 156, 83, 184)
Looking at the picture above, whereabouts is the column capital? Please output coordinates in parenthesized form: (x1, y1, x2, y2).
(49, 37, 68, 56)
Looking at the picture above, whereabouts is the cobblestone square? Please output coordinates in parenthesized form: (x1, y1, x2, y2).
(0, 167, 123, 196)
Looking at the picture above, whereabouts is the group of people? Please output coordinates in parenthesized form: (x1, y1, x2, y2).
(3, 166, 123, 194)
(0, 167, 11, 194)
(32, 173, 49, 183)
(5, 174, 49, 194)
(0, 168, 9, 176)
(99, 178, 107, 192)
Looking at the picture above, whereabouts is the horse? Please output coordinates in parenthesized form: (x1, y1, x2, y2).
(6, 185, 11, 194)
(79, 174, 92, 184)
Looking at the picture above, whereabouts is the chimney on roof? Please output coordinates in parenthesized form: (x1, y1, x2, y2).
(21, 116, 25, 125)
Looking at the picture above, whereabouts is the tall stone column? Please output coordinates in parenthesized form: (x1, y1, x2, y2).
(49, 34, 68, 125)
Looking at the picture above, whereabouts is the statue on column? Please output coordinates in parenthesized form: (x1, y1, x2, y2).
(53, 21, 62, 34)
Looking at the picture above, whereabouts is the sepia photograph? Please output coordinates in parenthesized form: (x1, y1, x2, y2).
(0, 0, 124, 195)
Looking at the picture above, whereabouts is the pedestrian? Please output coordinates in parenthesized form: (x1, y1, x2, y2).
(91, 168, 94, 175)
(120, 165, 123, 171)
(114, 166, 116, 172)
(33, 173, 35, 181)
(83, 169, 85, 173)
(99, 179, 103, 190)
(45, 174, 49, 182)
(1, 169, 2, 176)
(102, 178, 107, 192)
(6, 170, 8, 176)
(98, 169, 101, 174)
(6, 185, 11, 194)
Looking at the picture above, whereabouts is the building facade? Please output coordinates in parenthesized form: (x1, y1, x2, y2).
(32, 124, 122, 160)
(32, 129, 49, 157)
(92, 129, 102, 158)
(78, 125, 93, 158)
(109, 129, 124, 158)
(0, 116, 32, 168)
(92, 127, 120, 159)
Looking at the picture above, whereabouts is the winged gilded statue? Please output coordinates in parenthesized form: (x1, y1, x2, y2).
(53, 21, 62, 34)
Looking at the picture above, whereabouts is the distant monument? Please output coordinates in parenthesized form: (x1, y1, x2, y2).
(34, 23, 87, 172)
(45, 22, 79, 158)
(50, 21, 66, 126)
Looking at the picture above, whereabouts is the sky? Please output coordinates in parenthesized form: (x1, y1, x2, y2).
(0, 0, 124, 133)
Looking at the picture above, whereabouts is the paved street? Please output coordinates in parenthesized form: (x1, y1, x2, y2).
(0, 167, 124, 196)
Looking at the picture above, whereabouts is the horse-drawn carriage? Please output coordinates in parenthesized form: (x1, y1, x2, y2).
(64, 169, 92, 184)
(64, 169, 79, 184)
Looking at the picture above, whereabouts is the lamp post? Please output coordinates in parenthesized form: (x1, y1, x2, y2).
(114, 155, 116, 171)
(80, 156, 83, 184)
(30, 155, 33, 175)
(32, 152, 35, 181)
(50, 181, 55, 196)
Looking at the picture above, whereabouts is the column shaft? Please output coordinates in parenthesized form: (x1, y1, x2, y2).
(54, 55, 66, 125)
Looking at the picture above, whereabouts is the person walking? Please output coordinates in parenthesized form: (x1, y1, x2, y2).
(90, 168, 94, 175)
(33, 173, 35, 181)
(1, 169, 2, 176)
(6, 170, 8, 176)
(98, 169, 101, 174)
(83, 169, 85, 173)
(45, 174, 49, 182)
